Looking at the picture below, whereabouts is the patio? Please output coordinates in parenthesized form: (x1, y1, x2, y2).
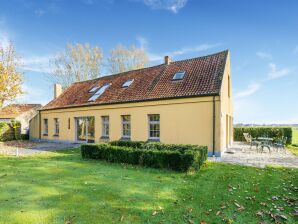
(209, 142, 298, 168)
(0, 140, 80, 156)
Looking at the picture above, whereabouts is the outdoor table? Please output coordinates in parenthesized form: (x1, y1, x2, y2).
(257, 137, 274, 153)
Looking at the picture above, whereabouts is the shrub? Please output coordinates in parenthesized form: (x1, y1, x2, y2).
(110, 140, 146, 148)
(234, 127, 292, 144)
(81, 142, 208, 172)
(0, 121, 21, 141)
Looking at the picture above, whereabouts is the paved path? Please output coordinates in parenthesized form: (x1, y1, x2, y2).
(0, 141, 80, 156)
(209, 142, 298, 168)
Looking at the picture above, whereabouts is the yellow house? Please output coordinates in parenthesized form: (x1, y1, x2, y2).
(30, 50, 233, 156)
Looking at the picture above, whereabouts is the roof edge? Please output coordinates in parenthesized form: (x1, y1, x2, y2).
(40, 93, 220, 112)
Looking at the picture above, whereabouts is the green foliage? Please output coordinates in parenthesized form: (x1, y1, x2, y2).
(0, 121, 21, 141)
(234, 127, 292, 144)
(81, 142, 208, 172)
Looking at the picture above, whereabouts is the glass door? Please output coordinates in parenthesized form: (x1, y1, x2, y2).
(75, 117, 95, 143)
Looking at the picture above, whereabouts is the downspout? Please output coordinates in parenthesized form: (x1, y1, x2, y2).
(38, 110, 41, 141)
(212, 96, 216, 156)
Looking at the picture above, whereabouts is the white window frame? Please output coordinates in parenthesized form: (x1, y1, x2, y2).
(54, 118, 59, 136)
(102, 116, 109, 138)
(148, 114, 160, 140)
(121, 115, 131, 138)
(43, 119, 48, 135)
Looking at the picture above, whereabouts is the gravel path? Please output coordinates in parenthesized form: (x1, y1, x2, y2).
(0, 141, 80, 156)
(209, 142, 298, 168)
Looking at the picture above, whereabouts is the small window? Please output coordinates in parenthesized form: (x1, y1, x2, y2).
(54, 118, 59, 136)
(43, 119, 48, 135)
(121, 115, 131, 138)
(68, 118, 70, 130)
(88, 83, 110, 102)
(172, 71, 185, 80)
(89, 86, 98, 93)
(148, 114, 160, 140)
(102, 116, 109, 138)
(122, 79, 134, 88)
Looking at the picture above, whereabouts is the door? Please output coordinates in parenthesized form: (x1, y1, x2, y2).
(75, 117, 95, 143)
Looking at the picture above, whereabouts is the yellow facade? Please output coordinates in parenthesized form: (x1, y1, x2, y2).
(30, 53, 233, 156)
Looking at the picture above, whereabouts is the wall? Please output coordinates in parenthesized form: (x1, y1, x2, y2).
(17, 108, 40, 134)
(29, 113, 40, 140)
(32, 96, 222, 153)
(219, 51, 234, 151)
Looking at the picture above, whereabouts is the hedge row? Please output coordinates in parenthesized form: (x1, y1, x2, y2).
(81, 142, 208, 172)
(234, 127, 292, 144)
(0, 121, 21, 141)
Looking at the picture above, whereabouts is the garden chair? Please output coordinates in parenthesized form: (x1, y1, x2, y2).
(274, 137, 287, 153)
(243, 133, 260, 150)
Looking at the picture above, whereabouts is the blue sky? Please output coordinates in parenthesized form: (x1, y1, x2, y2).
(0, 0, 297, 124)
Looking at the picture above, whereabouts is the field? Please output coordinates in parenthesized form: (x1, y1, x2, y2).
(0, 149, 297, 224)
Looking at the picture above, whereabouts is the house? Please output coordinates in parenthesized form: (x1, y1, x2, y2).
(29, 50, 233, 156)
(0, 104, 42, 134)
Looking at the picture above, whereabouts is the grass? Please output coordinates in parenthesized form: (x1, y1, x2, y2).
(0, 149, 297, 224)
(292, 127, 298, 145)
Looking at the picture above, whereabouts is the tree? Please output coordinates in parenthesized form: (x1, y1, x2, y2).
(50, 43, 103, 89)
(0, 42, 23, 109)
(107, 44, 149, 74)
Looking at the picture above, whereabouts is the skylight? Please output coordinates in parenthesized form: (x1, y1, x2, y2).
(88, 83, 110, 102)
(172, 71, 186, 80)
(89, 86, 98, 93)
(122, 79, 134, 88)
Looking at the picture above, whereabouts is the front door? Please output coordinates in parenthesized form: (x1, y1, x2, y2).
(75, 117, 95, 143)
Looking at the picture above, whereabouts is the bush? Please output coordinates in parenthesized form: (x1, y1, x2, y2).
(234, 127, 292, 144)
(110, 140, 146, 148)
(21, 134, 29, 140)
(0, 121, 21, 141)
(81, 142, 208, 172)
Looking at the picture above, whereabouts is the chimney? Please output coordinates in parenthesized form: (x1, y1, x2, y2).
(54, 84, 62, 99)
(164, 56, 172, 65)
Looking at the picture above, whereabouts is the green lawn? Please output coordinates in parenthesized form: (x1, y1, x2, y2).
(0, 149, 297, 224)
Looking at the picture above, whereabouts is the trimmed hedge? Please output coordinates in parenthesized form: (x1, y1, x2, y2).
(81, 142, 208, 172)
(234, 127, 292, 144)
(0, 121, 21, 141)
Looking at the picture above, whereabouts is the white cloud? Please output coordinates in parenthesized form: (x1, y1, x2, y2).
(294, 46, 298, 54)
(267, 63, 290, 80)
(142, 0, 188, 13)
(21, 55, 54, 73)
(256, 51, 272, 60)
(34, 9, 45, 17)
(136, 36, 148, 49)
(234, 83, 261, 99)
(148, 43, 221, 62)
(15, 84, 51, 106)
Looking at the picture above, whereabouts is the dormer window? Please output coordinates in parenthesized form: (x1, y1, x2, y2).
(122, 79, 134, 88)
(172, 71, 185, 80)
(89, 86, 98, 93)
(88, 83, 110, 102)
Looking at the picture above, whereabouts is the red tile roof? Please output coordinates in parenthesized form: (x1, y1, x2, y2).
(42, 50, 228, 110)
(0, 104, 42, 119)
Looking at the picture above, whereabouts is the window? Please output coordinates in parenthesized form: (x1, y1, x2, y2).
(148, 114, 160, 140)
(172, 71, 185, 80)
(54, 118, 59, 136)
(102, 116, 109, 138)
(43, 119, 48, 135)
(68, 118, 70, 129)
(122, 79, 134, 88)
(88, 83, 110, 102)
(89, 86, 98, 93)
(121, 115, 131, 138)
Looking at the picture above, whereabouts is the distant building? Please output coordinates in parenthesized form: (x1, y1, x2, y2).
(30, 50, 233, 156)
(0, 104, 42, 134)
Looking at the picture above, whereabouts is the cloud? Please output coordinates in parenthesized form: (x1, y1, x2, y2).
(267, 63, 290, 80)
(141, 0, 188, 13)
(294, 46, 298, 54)
(136, 36, 148, 49)
(16, 84, 51, 105)
(21, 55, 54, 73)
(256, 51, 272, 60)
(148, 43, 221, 62)
(34, 9, 45, 16)
(234, 83, 261, 99)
